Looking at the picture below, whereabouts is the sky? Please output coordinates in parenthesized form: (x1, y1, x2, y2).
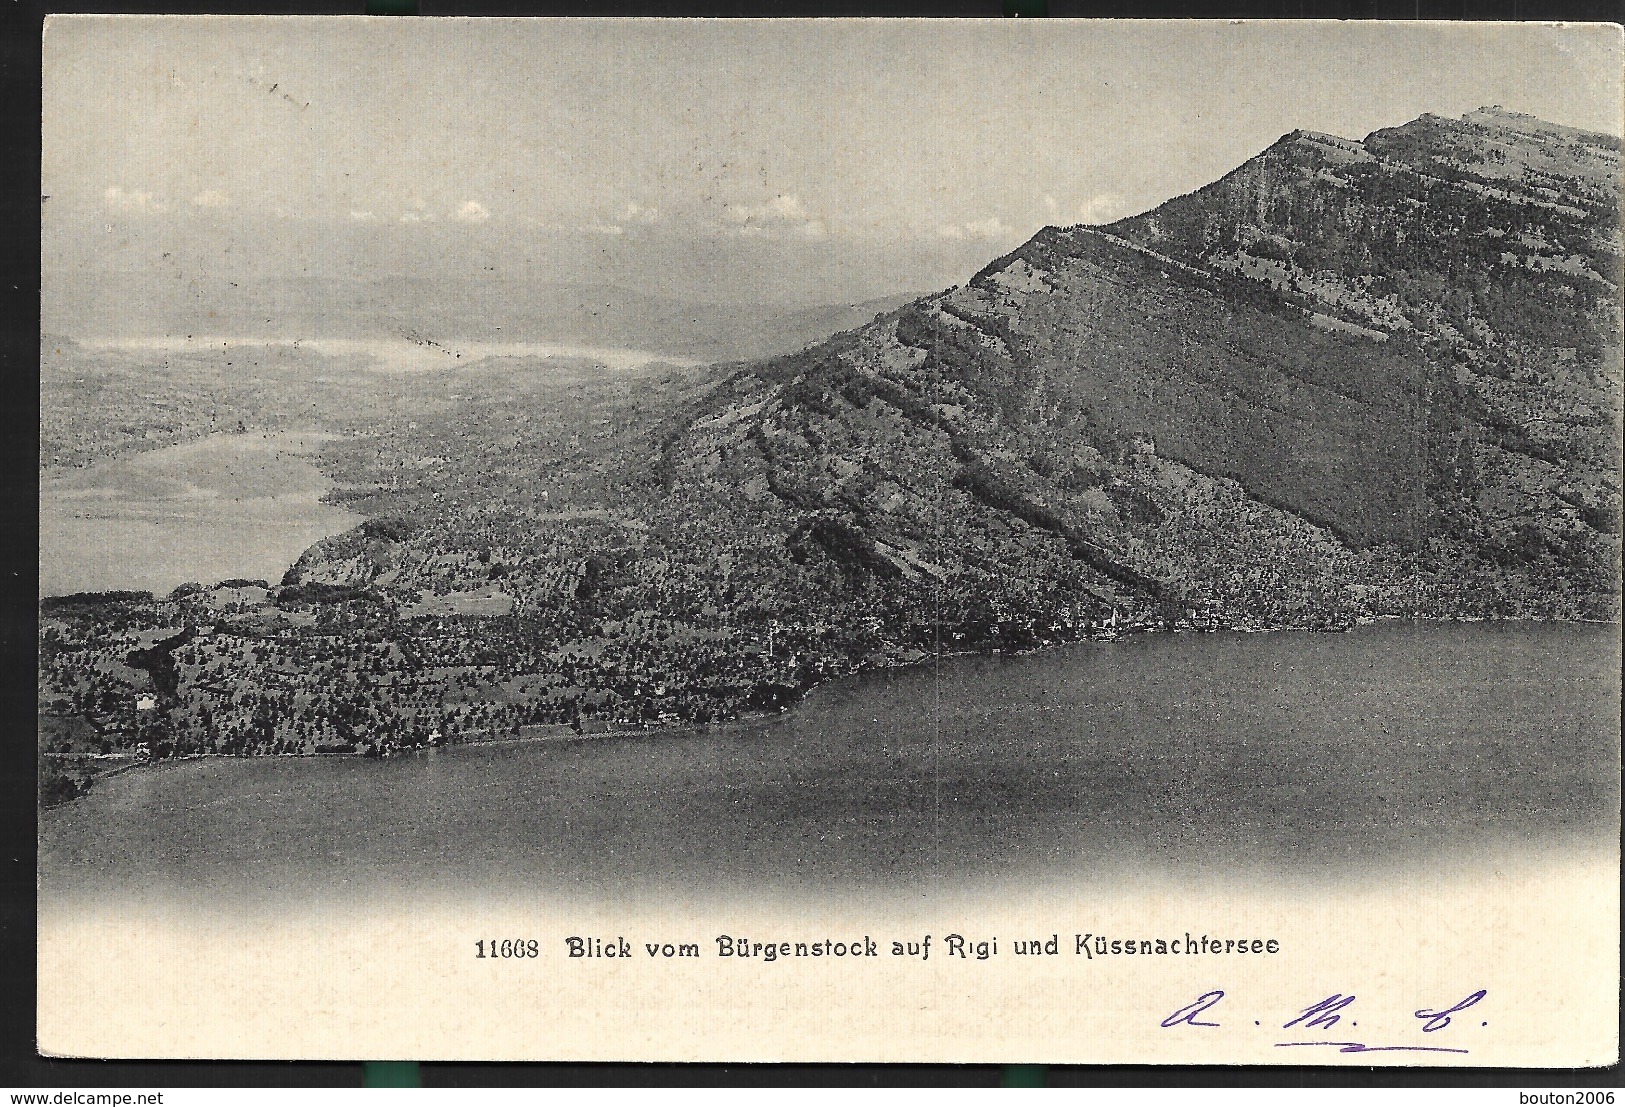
(42, 17, 1624, 325)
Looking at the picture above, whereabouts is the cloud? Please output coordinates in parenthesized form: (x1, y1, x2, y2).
(1076, 192, 1124, 225)
(395, 197, 435, 224)
(103, 186, 163, 213)
(562, 202, 658, 237)
(454, 200, 490, 224)
(720, 193, 825, 238)
(938, 216, 1012, 241)
(769, 194, 813, 221)
(190, 189, 229, 208)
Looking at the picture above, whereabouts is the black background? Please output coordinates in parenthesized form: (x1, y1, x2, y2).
(1, 0, 1619, 1087)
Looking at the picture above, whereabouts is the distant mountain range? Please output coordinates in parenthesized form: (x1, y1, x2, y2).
(642, 107, 1620, 628)
(41, 274, 914, 364)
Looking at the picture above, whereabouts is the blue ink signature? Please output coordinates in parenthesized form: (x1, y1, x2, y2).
(1160, 989, 1224, 1028)
(1283, 993, 1356, 1029)
(1160, 989, 1486, 1054)
(1275, 1041, 1470, 1054)
(1415, 989, 1487, 1032)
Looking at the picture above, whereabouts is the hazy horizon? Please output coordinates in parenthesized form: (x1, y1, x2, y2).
(43, 17, 1624, 341)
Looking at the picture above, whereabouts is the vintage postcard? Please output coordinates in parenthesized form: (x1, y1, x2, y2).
(37, 16, 1621, 1064)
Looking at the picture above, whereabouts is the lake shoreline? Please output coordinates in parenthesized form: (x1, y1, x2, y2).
(39, 429, 364, 600)
(42, 613, 1622, 808)
(40, 618, 1622, 902)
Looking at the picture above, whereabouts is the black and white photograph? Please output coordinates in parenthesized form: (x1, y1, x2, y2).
(35, 16, 1622, 1064)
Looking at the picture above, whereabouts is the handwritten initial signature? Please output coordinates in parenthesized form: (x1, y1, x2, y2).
(1161, 988, 1487, 1054)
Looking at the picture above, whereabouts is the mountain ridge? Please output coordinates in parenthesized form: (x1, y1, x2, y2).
(645, 106, 1619, 630)
(39, 107, 1624, 777)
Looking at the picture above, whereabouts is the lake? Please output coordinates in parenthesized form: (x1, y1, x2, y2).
(38, 620, 1620, 911)
(38, 430, 362, 598)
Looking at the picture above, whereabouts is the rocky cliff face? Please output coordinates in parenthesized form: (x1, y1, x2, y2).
(1106, 107, 1620, 543)
(655, 108, 1621, 631)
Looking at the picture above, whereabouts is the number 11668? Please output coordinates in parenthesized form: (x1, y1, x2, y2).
(476, 939, 539, 958)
